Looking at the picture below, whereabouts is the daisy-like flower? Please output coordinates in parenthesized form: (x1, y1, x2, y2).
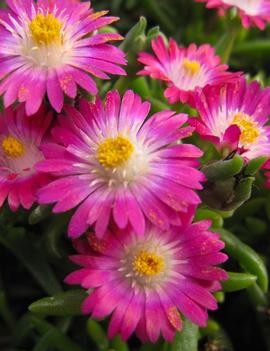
(0, 0, 126, 116)
(196, 0, 270, 30)
(65, 219, 228, 342)
(137, 36, 240, 105)
(37, 90, 205, 238)
(0, 104, 52, 211)
(189, 79, 270, 160)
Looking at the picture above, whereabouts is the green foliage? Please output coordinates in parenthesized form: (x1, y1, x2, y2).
(1, 0, 270, 351)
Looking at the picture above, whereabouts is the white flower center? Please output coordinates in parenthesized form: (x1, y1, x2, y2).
(16, 11, 73, 68)
(118, 234, 182, 290)
(0, 135, 43, 177)
(95, 135, 151, 188)
(171, 58, 207, 91)
(223, 0, 261, 15)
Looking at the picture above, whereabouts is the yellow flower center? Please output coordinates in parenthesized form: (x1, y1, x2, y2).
(232, 112, 260, 145)
(182, 59, 201, 75)
(2, 136, 25, 158)
(133, 251, 164, 276)
(97, 136, 134, 169)
(29, 14, 63, 45)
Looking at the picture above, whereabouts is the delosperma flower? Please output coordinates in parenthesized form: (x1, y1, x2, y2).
(65, 221, 228, 342)
(196, 0, 270, 30)
(189, 79, 270, 160)
(0, 104, 52, 211)
(37, 90, 205, 239)
(137, 36, 240, 105)
(0, 0, 126, 116)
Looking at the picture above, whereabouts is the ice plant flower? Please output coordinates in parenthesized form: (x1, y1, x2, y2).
(189, 79, 270, 160)
(0, 0, 126, 116)
(196, 0, 270, 30)
(65, 221, 228, 342)
(37, 90, 205, 238)
(137, 36, 240, 105)
(0, 104, 52, 211)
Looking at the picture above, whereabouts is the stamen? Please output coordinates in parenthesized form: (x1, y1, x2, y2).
(133, 251, 164, 276)
(182, 59, 201, 75)
(97, 136, 134, 169)
(232, 112, 260, 145)
(2, 136, 25, 159)
(29, 14, 63, 45)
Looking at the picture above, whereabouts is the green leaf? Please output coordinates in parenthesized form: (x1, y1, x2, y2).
(86, 319, 109, 350)
(194, 209, 223, 228)
(0, 227, 62, 295)
(234, 40, 270, 55)
(29, 290, 87, 316)
(201, 156, 244, 182)
(170, 319, 199, 351)
(31, 316, 85, 351)
(219, 229, 268, 292)
(28, 205, 51, 225)
(234, 198, 266, 220)
(110, 336, 129, 351)
(222, 272, 257, 292)
(244, 156, 268, 176)
(229, 176, 254, 210)
(215, 24, 240, 63)
(247, 283, 268, 307)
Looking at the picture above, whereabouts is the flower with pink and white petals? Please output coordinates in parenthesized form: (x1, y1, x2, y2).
(0, 104, 52, 211)
(137, 36, 240, 105)
(65, 221, 228, 343)
(190, 79, 270, 160)
(196, 0, 270, 30)
(0, 0, 126, 116)
(37, 90, 205, 239)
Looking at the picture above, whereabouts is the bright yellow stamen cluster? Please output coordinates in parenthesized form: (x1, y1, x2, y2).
(182, 59, 201, 75)
(29, 14, 63, 45)
(97, 136, 134, 169)
(2, 136, 25, 158)
(232, 112, 260, 145)
(133, 251, 164, 276)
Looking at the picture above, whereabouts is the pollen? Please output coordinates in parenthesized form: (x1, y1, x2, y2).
(2, 136, 25, 158)
(133, 251, 164, 276)
(232, 112, 260, 145)
(29, 14, 63, 45)
(97, 136, 134, 169)
(182, 59, 201, 75)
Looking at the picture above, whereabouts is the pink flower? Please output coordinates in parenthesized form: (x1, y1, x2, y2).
(137, 36, 240, 105)
(65, 219, 228, 342)
(196, 0, 270, 30)
(0, 104, 52, 211)
(190, 79, 270, 160)
(37, 90, 205, 239)
(0, 0, 126, 116)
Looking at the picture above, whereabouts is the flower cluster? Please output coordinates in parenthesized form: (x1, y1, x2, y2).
(0, 0, 269, 346)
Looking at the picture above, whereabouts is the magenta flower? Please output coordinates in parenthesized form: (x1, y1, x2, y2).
(190, 79, 270, 160)
(137, 36, 240, 105)
(196, 0, 270, 30)
(37, 90, 205, 239)
(0, 0, 126, 116)
(0, 104, 52, 211)
(65, 219, 228, 342)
